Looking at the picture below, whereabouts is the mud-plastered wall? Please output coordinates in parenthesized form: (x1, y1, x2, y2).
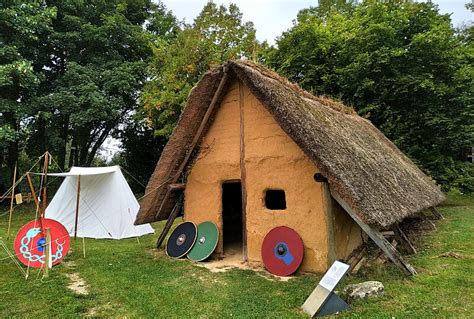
(184, 81, 241, 255)
(185, 80, 331, 272)
(332, 200, 364, 259)
(242, 84, 330, 272)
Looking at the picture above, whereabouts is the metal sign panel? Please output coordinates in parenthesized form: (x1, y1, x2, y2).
(302, 261, 350, 317)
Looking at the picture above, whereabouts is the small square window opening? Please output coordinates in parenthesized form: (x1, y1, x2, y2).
(265, 189, 286, 210)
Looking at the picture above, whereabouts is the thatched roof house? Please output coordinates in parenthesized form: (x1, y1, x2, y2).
(136, 60, 444, 273)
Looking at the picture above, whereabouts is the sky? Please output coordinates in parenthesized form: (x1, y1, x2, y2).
(163, 0, 473, 45)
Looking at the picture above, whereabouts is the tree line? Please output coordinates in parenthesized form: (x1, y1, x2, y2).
(1, 0, 472, 194)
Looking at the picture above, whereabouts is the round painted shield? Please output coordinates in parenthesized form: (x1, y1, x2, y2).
(166, 222, 197, 258)
(187, 221, 219, 261)
(261, 226, 304, 276)
(14, 218, 70, 269)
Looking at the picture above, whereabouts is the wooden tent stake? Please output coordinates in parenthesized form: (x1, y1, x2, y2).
(156, 198, 183, 248)
(331, 191, 417, 275)
(7, 163, 17, 239)
(154, 68, 229, 220)
(82, 237, 86, 258)
(74, 175, 81, 240)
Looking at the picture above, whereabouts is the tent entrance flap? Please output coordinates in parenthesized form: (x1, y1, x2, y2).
(222, 181, 243, 255)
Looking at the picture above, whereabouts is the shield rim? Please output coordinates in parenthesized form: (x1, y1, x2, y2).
(261, 225, 304, 276)
(165, 221, 197, 258)
(187, 221, 219, 262)
(14, 218, 70, 268)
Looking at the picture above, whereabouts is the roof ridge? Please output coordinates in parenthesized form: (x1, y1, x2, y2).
(229, 60, 356, 115)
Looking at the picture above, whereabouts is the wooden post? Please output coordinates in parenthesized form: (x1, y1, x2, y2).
(26, 173, 44, 235)
(42, 152, 49, 217)
(156, 198, 183, 248)
(330, 191, 417, 275)
(393, 225, 417, 255)
(168, 183, 186, 192)
(74, 175, 81, 240)
(419, 212, 436, 230)
(7, 163, 17, 239)
(44, 228, 51, 277)
(26, 173, 40, 212)
(239, 81, 248, 261)
(322, 183, 337, 266)
(82, 237, 86, 258)
(430, 207, 444, 220)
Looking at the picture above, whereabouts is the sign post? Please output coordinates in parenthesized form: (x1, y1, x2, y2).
(302, 261, 351, 317)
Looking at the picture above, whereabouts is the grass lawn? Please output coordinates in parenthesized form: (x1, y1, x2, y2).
(0, 192, 473, 318)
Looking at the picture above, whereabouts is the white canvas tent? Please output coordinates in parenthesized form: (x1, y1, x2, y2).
(45, 166, 154, 239)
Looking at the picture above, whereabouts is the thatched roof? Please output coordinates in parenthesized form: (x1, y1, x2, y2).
(135, 60, 445, 228)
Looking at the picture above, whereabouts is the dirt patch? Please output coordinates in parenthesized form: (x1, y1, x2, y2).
(195, 244, 293, 281)
(147, 245, 294, 281)
(63, 261, 77, 269)
(85, 302, 116, 318)
(66, 273, 89, 295)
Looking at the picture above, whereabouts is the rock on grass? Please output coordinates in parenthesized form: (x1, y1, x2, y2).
(343, 281, 384, 300)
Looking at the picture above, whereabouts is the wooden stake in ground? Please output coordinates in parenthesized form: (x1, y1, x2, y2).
(43, 228, 51, 278)
(74, 175, 81, 240)
(7, 163, 17, 239)
(82, 237, 86, 258)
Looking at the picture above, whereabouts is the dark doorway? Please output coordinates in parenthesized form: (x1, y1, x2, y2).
(222, 181, 243, 250)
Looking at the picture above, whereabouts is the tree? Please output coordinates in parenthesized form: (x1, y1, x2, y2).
(22, 0, 159, 168)
(0, 0, 56, 181)
(269, 0, 473, 191)
(112, 116, 167, 194)
(112, 1, 178, 191)
(142, 2, 259, 136)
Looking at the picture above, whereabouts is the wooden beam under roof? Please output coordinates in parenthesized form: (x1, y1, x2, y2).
(330, 191, 417, 275)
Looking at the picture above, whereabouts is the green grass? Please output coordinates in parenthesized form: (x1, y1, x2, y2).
(0, 192, 473, 318)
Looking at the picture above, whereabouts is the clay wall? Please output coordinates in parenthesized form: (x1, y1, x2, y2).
(185, 80, 338, 272)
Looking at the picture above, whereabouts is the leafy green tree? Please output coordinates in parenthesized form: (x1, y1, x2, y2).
(112, 116, 167, 194)
(142, 2, 258, 136)
(113, 1, 178, 190)
(25, 0, 159, 168)
(269, 0, 474, 191)
(0, 0, 56, 181)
